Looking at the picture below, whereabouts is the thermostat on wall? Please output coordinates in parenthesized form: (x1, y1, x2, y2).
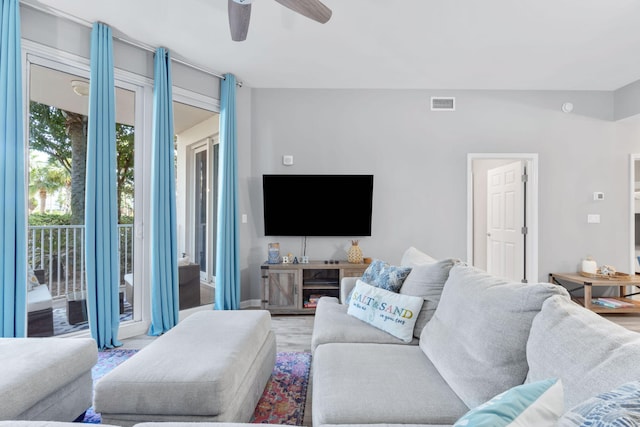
(593, 192, 604, 201)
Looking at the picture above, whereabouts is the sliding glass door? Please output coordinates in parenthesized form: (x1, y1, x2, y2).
(26, 52, 141, 336)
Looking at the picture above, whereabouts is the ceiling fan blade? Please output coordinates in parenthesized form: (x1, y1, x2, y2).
(273, 0, 332, 24)
(228, 0, 252, 41)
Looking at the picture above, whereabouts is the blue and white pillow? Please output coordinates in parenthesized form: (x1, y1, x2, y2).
(557, 380, 640, 426)
(453, 378, 564, 427)
(345, 259, 412, 304)
(360, 259, 412, 292)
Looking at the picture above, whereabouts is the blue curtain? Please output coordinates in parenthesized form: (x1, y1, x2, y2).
(148, 47, 178, 335)
(215, 74, 240, 310)
(85, 22, 121, 349)
(0, 0, 27, 337)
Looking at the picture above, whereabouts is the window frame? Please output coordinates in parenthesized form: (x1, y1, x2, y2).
(22, 39, 153, 339)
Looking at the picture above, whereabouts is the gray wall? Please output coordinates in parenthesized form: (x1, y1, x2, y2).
(244, 88, 640, 300)
(20, 3, 640, 304)
(21, 4, 219, 100)
(615, 80, 640, 121)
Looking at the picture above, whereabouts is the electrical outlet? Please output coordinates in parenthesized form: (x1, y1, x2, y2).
(587, 214, 600, 224)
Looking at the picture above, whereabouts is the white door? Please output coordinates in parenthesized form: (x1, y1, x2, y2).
(486, 161, 525, 281)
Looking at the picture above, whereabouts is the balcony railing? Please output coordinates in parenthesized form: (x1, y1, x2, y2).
(28, 224, 133, 299)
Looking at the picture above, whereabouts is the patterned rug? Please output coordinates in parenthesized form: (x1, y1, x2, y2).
(78, 349, 312, 425)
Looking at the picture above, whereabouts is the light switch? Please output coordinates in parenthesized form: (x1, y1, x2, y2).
(241, 214, 248, 223)
(587, 214, 600, 224)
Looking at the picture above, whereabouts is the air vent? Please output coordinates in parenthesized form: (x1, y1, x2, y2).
(431, 97, 455, 111)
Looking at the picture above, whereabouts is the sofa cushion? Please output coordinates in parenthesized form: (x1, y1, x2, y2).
(525, 294, 640, 411)
(419, 263, 569, 409)
(453, 378, 564, 427)
(27, 284, 53, 312)
(347, 280, 423, 343)
(400, 246, 437, 267)
(311, 297, 418, 351)
(399, 258, 458, 338)
(556, 380, 640, 426)
(312, 343, 469, 426)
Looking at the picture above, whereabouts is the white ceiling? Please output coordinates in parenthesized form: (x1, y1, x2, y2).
(24, 0, 640, 91)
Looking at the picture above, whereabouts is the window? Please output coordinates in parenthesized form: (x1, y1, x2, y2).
(174, 99, 219, 308)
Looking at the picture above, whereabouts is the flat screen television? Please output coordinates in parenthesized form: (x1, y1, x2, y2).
(263, 174, 374, 236)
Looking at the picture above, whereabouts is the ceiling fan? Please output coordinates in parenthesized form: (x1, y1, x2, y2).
(228, 0, 332, 42)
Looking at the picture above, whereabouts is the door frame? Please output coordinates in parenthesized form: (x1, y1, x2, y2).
(628, 154, 640, 276)
(467, 153, 539, 283)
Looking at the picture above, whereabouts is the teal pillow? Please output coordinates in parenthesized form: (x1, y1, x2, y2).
(453, 378, 564, 427)
(557, 380, 640, 426)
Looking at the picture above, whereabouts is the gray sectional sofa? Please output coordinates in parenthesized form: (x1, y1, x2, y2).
(311, 247, 640, 426)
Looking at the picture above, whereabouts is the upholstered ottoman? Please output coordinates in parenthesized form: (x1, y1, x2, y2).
(94, 310, 276, 427)
(0, 337, 97, 422)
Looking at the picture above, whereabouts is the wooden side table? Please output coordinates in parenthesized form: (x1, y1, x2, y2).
(549, 272, 640, 314)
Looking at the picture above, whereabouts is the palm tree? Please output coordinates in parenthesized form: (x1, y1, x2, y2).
(29, 162, 70, 214)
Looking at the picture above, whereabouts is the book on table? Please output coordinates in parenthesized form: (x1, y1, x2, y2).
(591, 297, 634, 308)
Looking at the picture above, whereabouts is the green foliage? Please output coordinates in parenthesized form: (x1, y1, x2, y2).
(29, 102, 72, 174)
(28, 213, 72, 226)
(29, 101, 135, 219)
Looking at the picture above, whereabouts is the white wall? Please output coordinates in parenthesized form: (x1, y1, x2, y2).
(245, 89, 640, 299)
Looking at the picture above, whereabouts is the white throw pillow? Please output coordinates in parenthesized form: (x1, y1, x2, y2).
(347, 279, 423, 343)
(400, 246, 436, 267)
(27, 268, 40, 291)
(453, 378, 564, 427)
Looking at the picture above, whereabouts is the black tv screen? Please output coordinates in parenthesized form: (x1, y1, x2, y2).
(263, 174, 373, 236)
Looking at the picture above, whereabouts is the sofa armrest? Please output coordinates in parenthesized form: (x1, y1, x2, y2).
(340, 277, 359, 304)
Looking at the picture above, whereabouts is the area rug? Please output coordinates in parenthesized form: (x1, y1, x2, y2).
(78, 349, 312, 425)
(251, 351, 312, 425)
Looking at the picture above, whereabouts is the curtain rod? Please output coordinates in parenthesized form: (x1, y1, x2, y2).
(113, 34, 242, 87)
(21, 1, 243, 87)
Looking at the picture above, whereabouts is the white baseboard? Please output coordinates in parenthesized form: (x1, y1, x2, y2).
(240, 299, 262, 309)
